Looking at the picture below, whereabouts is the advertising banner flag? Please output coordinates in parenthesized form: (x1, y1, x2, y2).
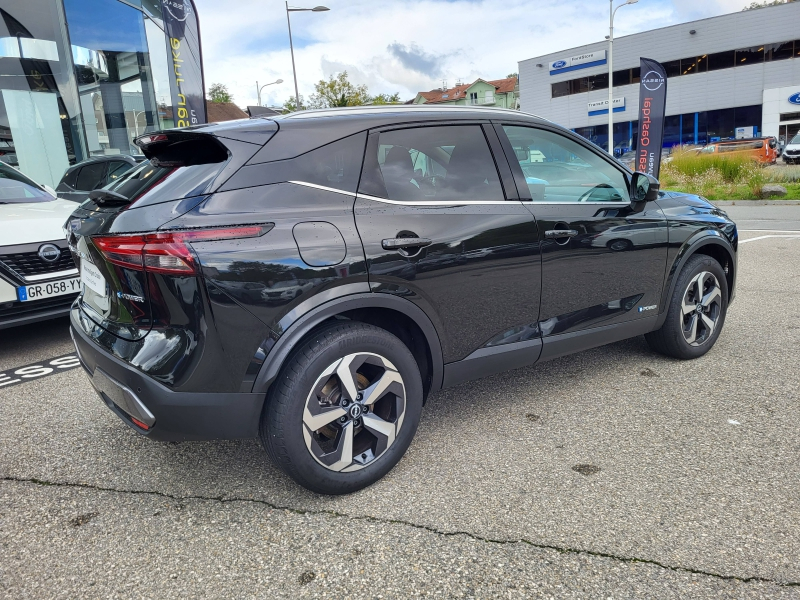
(636, 58, 667, 179)
(161, 0, 207, 127)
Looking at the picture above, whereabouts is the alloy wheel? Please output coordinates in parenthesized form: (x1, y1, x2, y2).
(680, 271, 722, 346)
(302, 352, 406, 472)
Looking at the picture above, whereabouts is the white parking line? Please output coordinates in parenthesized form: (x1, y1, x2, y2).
(739, 235, 800, 244)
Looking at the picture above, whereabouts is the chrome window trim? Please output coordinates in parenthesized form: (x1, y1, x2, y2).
(24, 269, 79, 282)
(288, 180, 630, 207)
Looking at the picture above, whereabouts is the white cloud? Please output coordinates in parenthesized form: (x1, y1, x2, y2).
(192, 0, 755, 109)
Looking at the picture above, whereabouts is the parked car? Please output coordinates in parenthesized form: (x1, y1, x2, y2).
(56, 154, 146, 202)
(0, 163, 81, 329)
(782, 133, 800, 165)
(261, 278, 314, 303)
(67, 107, 738, 494)
(697, 137, 779, 164)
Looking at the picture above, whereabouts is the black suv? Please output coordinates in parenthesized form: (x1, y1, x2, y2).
(57, 155, 145, 202)
(67, 107, 737, 494)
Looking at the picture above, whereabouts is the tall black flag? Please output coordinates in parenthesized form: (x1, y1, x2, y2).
(636, 58, 667, 179)
(161, 0, 207, 128)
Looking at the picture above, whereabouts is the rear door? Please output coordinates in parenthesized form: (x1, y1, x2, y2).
(495, 123, 668, 343)
(354, 122, 541, 364)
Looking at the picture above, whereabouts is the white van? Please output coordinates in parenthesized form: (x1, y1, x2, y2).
(783, 133, 800, 165)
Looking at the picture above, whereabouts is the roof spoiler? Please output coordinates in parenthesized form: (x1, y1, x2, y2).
(133, 131, 229, 167)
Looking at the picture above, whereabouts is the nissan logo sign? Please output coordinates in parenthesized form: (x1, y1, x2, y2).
(38, 244, 61, 263)
(552, 60, 567, 69)
(789, 92, 800, 105)
(642, 71, 665, 91)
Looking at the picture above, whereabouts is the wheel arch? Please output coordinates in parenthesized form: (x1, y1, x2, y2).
(251, 293, 444, 402)
(655, 232, 736, 329)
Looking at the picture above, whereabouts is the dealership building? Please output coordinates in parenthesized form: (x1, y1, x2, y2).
(518, 2, 800, 153)
(0, 0, 205, 189)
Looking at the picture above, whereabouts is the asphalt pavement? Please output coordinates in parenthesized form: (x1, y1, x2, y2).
(718, 201, 800, 232)
(2, 207, 800, 598)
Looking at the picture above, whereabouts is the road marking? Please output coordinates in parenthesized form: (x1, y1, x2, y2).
(0, 354, 81, 389)
(739, 235, 800, 244)
(739, 229, 800, 233)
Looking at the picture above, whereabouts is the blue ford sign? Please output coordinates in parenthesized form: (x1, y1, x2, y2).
(789, 92, 800, 105)
(552, 60, 568, 69)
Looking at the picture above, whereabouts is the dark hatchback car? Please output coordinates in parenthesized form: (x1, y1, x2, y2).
(67, 107, 738, 494)
(57, 154, 145, 202)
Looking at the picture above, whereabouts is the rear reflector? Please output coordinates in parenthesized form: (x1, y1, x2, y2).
(130, 417, 150, 430)
(92, 225, 273, 275)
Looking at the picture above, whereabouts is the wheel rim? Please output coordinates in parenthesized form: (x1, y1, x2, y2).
(302, 352, 406, 472)
(680, 271, 722, 347)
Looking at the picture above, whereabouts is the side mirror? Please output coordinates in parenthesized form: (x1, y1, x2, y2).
(630, 172, 660, 206)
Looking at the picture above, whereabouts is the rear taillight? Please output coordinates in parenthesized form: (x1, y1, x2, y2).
(92, 225, 272, 275)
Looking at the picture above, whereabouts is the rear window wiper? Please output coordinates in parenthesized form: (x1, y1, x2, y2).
(89, 189, 129, 205)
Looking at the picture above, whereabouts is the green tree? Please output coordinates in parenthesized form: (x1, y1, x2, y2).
(207, 83, 232, 103)
(282, 95, 306, 112)
(371, 92, 402, 105)
(743, 0, 796, 9)
(308, 72, 370, 109)
(506, 73, 518, 80)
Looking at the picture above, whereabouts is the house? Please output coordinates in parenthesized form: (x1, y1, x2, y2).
(411, 77, 519, 109)
(206, 102, 249, 122)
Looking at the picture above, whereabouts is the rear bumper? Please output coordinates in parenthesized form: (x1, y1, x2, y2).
(70, 308, 264, 441)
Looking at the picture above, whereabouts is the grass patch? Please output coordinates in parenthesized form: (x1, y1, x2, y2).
(660, 147, 800, 200)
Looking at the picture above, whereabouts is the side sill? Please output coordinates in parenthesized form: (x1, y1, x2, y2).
(442, 339, 542, 388)
(539, 315, 658, 363)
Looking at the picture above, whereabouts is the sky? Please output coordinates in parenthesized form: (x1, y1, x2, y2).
(192, 0, 760, 109)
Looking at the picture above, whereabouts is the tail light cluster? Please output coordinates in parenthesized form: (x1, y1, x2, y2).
(92, 225, 272, 276)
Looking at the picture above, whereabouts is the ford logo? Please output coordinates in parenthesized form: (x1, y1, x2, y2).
(789, 92, 800, 105)
(552, 60, 567, 69)
(38, 243, 61, 263)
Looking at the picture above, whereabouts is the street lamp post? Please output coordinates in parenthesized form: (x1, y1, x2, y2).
(256, 79, 284, 107)
(608, 0, 638, 154)
(285, 3, 329, 110)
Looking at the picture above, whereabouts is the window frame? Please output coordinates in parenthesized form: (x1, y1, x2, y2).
(492, 122, 633, 205)
(358, 121, 513, 204)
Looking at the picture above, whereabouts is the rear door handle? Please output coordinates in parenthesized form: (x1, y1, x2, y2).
(544, 229, 578, 239)
(381, 237, 432, 250)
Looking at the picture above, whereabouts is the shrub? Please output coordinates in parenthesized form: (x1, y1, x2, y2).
(667, 147, 757, 183)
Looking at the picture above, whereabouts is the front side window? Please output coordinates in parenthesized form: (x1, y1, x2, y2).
(373, 126, 504, 202)
(502, 125, 629, 203)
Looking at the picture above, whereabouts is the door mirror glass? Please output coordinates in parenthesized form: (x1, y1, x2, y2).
(631, 172, 660, 203)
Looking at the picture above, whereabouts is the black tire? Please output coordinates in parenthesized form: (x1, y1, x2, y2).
(645, 254, 728, 360)
(260, 321, 423, 495)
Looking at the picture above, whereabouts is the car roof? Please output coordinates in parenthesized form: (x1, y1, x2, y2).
(68, 155, 145, 170)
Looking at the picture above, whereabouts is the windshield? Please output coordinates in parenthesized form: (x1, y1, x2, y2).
(0, 164, 52, 204)
(790, 134, 800, 145)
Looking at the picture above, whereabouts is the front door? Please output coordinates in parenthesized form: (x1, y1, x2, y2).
(496, 123, 668, 346)
(354, 123, 541, 364)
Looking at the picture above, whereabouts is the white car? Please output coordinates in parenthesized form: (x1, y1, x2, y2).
(0, 163, 81, 329)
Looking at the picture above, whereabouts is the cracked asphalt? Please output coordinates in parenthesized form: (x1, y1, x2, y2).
(1, 219, 800, 598)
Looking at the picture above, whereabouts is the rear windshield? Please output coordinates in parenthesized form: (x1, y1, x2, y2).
(103, 159, 228, 208)
(0, 164, 52, 203)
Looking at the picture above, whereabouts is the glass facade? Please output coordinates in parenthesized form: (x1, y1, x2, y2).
(573, 104, 764, 153)
(0, 0, 187, 188)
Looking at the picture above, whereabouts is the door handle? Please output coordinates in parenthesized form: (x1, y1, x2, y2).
(544, 229, 578, 239)
(381, 237, 432, 250)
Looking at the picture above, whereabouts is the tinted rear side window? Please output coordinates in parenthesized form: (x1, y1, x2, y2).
(224, 132, 367, 193)
(365, 125, 504, 202)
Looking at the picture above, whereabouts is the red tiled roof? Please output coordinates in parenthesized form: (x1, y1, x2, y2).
(416, 76, 517, 104)
(207, 102, 249, 122)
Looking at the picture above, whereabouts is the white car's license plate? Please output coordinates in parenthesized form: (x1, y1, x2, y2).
(17, 278, 81, 302)
(80, 260, 107, 297)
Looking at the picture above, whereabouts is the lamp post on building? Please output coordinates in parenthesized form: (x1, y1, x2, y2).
(608, 0, 638, 154)
(256, 79, 283, 107)
(285, 3, 329, 110)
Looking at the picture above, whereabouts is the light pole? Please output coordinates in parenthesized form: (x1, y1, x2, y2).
(285, 3, 329, 110)
(256, 79, 283, 107)
(608, 0, 638, 154)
